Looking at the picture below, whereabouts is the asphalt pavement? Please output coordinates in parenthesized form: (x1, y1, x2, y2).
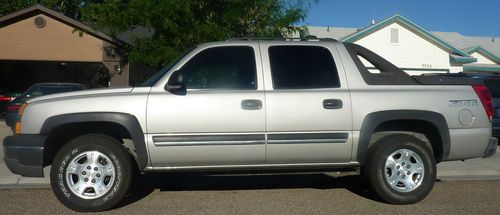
(0, 120, 499, 189)
(1, 179, 499, 214)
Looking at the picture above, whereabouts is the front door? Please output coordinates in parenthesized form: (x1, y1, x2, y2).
(147, 44, 266, 167)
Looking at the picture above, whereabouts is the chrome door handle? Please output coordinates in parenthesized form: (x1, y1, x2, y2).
(241, 99, 262, 110)
(323, 99, 343, 109)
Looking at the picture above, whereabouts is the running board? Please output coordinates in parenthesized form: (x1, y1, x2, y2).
(143, 162, 360, 174)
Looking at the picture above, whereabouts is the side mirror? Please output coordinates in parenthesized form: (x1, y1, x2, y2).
(165, 70, 186, 95)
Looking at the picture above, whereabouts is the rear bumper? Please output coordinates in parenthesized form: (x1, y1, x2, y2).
(483, 138, 498, 158)
(3, 135, 46, 177)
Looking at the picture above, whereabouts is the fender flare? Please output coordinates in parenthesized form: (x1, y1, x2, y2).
(40, 112, 148, 170)
(357, 110, 450, 163)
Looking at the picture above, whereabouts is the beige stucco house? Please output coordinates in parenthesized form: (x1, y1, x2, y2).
(0, 4, 130, 93)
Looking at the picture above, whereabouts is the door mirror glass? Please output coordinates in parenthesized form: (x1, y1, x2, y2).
(165, 70, 186, 95)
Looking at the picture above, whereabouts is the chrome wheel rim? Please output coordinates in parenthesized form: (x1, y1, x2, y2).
(384, 149, 425, 193)
(65, 151, 116, 199)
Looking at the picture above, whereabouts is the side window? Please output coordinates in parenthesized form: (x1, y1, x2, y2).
(268, 46, 340, 89)
(180, 46, 257, 89)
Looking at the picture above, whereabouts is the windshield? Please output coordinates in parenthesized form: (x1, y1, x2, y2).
(22, 85, 82, 98)
(141, 47, 196, 87)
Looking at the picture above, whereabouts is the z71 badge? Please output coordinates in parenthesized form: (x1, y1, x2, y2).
(449, 99, 479, 107)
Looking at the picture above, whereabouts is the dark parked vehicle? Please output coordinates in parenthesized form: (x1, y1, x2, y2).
(0, 91, 22, 117)
(419, 73, 500, 138)
(471, 74, 500, 138)
(5, 83, 85, 129)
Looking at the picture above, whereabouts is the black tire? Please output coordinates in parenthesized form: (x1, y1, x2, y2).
(50, 134, 133, 212)
(364, 134, 436, 204)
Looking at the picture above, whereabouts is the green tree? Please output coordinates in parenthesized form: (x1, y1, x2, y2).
(82, 0, 312, 67)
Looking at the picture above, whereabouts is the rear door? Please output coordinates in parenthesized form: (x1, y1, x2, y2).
(260, 43, 353, 164)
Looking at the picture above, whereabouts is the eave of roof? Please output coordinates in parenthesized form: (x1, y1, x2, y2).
(449, 54, 477, 64)
(340, 14, 471, 57)
(0, 4, 125, 46)
(463, 64, 500, 72)
(466, 46, 500, 64)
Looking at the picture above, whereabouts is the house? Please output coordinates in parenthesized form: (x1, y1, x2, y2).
(0, 4, 130, 93)
(1, 5, 498, 95)
(304, 14, 500, 75)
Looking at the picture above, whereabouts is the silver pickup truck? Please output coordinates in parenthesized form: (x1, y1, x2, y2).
(3, 38, 497, 212)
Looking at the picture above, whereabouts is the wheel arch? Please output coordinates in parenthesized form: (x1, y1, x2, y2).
(357, 110, 450, 164)
(40, 112, 148, 170)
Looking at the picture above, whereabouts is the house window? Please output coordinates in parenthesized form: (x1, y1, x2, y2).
(390, 28, 399, 43)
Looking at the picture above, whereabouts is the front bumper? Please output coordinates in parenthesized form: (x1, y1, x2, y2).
(483, 137, 498, 158)
(3, 135, 46, 177)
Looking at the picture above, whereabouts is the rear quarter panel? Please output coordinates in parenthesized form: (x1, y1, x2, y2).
(335, 43, 492, 161)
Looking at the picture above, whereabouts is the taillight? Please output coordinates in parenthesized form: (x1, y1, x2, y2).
(473, 85, 494, 122)
(0, 96, 11, 101)
(7, 105, 20, 111)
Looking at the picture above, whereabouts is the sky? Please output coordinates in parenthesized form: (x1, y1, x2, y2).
(301, 0, 500, 37)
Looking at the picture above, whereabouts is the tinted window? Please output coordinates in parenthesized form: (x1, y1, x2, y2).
(180, 46, 257, 89)
(268, 46, 340, 89)
(141, 46, 196, 87)
(23, 85, 82, 98)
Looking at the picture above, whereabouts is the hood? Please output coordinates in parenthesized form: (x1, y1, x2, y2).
(26, 87, 134, 103)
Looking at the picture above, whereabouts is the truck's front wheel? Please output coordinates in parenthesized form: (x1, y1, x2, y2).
(50, 134, 132, 212)
(365, 134, 436, 204)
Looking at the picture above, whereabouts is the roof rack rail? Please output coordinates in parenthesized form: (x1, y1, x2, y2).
(226, 36, 338, 42)
(226, 37, 286, 41)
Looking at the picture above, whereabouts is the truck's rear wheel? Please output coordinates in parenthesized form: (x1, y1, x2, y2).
(364, 134, 436, 204)
(50, 134, 132, 212)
